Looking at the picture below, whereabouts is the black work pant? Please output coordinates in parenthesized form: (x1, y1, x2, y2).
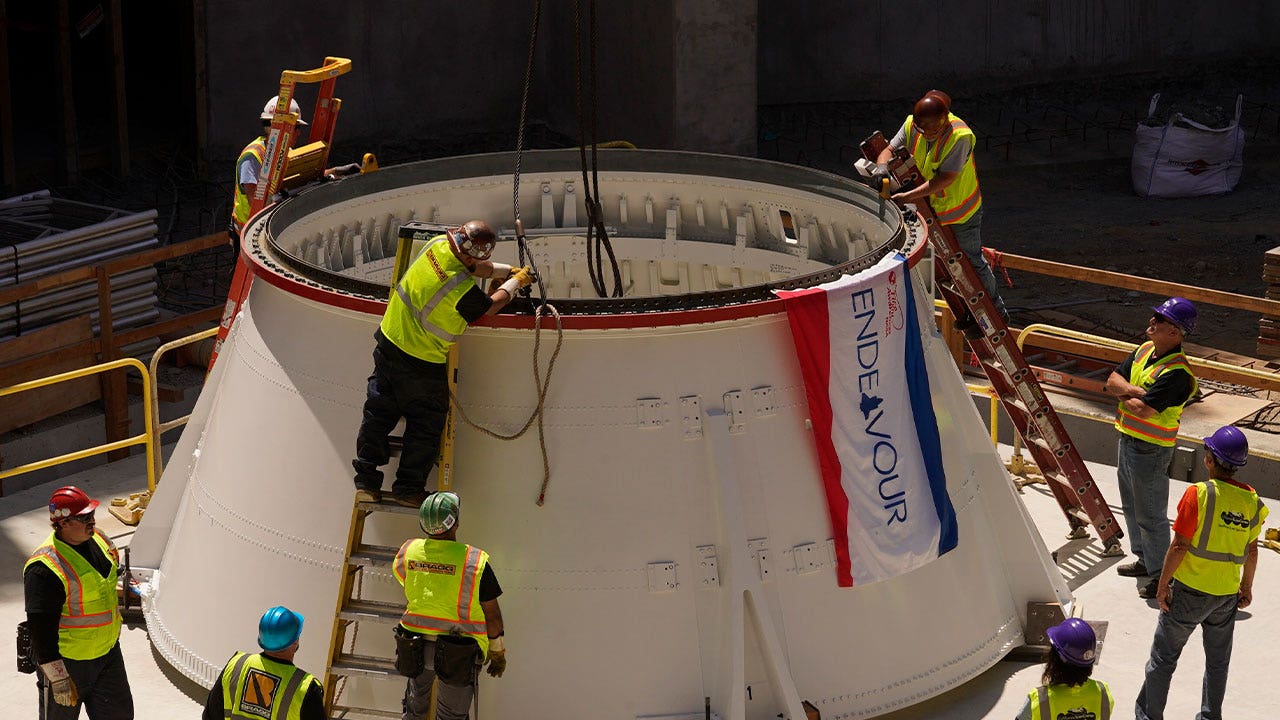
(37, 643, 134, 720)
(353, 335, 449, 496)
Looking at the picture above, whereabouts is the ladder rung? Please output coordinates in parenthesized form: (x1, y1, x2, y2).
(1080, 367, 1111, 380)
(330, 701, 403, 719)
(340, 599, 405, 625)
(1042, 470, 1069, 487)
(329, 653, 397, 678)
(350, 544, 399, 567)
(1044, 360, 1078, 372)
(1066, 508, 1092, 526)
(357, 500, 420, 516)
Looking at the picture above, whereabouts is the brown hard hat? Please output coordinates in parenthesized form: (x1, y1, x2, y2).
(913, 92, 950, 122)
(459, 220, 496, 243)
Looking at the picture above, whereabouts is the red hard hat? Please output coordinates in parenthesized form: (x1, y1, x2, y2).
(49, 486, 98, 521)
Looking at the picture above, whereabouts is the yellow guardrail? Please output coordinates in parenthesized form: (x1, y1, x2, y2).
(966, 383, 1000, 446)
(0, 358, 156, 491)
(148, 327, 218, 481)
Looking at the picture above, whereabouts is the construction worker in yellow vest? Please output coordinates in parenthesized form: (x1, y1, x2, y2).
(876, 89, 1007, 320)
(1105, 297, 1198, 599)
(393, 492, 505, 720)
(203, 606, 325, 720)
(23, 486, 133, 719)
(1137, 425, 1266, 720)
(352, 221, 534, 507)
(1017, 618, 1114, 720)
(229, 96, 304, 248)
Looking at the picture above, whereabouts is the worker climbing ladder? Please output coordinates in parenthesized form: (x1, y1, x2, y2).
(859, 132, 1124, 552)
(211, 56, 354, 370)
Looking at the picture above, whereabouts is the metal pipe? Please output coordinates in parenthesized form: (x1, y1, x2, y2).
(0, 239, 159, 284)
(0, 269, 154, 319)
(0, 211, 157, 258)
(1, 227, 158, 278)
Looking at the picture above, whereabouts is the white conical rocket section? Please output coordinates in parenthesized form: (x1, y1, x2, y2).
(131, 150, 1072, 719)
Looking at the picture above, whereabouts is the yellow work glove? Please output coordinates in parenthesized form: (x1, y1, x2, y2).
(40, 660, 79, 707)
(497, 266, 536, 297)
(486, 636, 507, 678)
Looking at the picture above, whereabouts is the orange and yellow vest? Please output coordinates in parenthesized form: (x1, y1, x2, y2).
(218, 651, 321, 720)
(903, 113, 982, 225)
(1027, 679, 1113, 720)
(24, 530, 122, 661)
(380, 237, 478, 364)
(1174, 479, 1268, 595)
(1114, 341, 1197, 447)
(393, 537, 491, 659)
(232, 136, 267, 232)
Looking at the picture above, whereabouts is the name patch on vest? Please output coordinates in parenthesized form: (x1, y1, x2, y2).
(408, 560, 457, 575)
(238, 668, 282, 718)
(1219, 510, 1250, 529)
(426, 251, 448, 282)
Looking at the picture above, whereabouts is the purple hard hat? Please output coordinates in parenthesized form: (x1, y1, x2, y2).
(1152, 296, 1197, 335)
(1204, 425, 1248, 468)
(1046, 618, 1097, 668)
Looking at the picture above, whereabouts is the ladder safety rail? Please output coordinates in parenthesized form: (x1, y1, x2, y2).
(860, 133, 1124, 551)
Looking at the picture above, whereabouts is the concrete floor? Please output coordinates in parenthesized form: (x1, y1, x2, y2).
(1, 442, 1276, 719)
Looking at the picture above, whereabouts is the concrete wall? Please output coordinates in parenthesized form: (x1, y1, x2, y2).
(758, 0, 1280, 104)
(203, 1, 1277, 163)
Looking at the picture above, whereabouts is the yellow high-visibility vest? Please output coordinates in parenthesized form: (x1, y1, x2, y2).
(393, 537, 491, 659)
(1174, 479, 1268, 595)
(1026, 679, 1113, 720)
(232, 136, 267, 231)
(24, 530, 122, 661)
(1114, 341, 1197, 447)
(379, 237, 477, 364)
(903, 113, 982, 225)
(218, 651, 320, 720)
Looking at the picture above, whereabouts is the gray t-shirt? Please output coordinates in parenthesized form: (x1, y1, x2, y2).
(890, 120, 972, 174)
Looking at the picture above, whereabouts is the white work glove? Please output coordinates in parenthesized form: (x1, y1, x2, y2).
(486, 636, 507, 678)
(488, 261, 514, 279)
(40, 660, 79, 707)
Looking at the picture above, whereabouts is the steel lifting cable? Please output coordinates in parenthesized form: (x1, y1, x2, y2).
(574, 0, 623, 297)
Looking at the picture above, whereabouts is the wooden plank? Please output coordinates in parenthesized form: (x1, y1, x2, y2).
(996, 252, 1280, 316)
(114, 306, 222, 347)
(0, 345, 101, 434)
(0, 233, 227, 306)
(0, 316, 92, 365)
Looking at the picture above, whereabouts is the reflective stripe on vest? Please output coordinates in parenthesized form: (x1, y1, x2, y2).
(905, 113, 983, 225)
(1030, 680, 1110, 720)
(232, 137, 267, 231)
(1175, 479, 1269, 595)
(394, 539, 491, 659)
(1114, 342, 1197, 447)
(23, 530, 122, 660)
(379, 238, 476, 364)
(220, 651, 318, 720)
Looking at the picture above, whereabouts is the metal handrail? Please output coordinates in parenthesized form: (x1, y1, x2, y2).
(966, 383, 999, 446)
(0, 358, 155, 491)
(147, 327, 218, 481)
(1016, 323, 1280, 392)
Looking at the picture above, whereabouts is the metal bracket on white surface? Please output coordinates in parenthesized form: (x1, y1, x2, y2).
(748, 538, 772, 582)
(540, 183, 554, 228)
(786, 540, 835, 575)
(562, 182, 577, 227)
(636, 398, 665, 428)
(646, 561, 678, 593)
(681, 395, 703, 439)
(751, 386, 776, 417)
(722, 391, 746, 434)
(695, 545, 720, 588)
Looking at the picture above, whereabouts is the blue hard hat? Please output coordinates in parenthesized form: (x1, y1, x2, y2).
(1204, 425, 1248, 469)
(1046, 618, 1097, 668)
(1152, 297, 1197, 336)
(258, 606, 304, 652)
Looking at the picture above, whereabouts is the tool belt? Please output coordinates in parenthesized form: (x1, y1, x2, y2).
(393, 626, 427, 677)
(433, 634, 480, 687)
(16, 621, 36, 674)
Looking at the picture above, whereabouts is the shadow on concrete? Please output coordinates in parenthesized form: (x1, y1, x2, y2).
(875, 659, 1033, 720)
(1053, 537, 1124, 592)
(151, 641, 211, 705)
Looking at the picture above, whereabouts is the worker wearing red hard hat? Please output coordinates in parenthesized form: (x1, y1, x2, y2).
(23, 486, 133, 718)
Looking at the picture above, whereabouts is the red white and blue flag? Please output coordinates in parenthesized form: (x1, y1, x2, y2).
(777, 253, 958, 587)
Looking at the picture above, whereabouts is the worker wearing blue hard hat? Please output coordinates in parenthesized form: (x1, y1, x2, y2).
(1136, 425, 1268, 720)
(202, 606, 325, 720)
(1105, 296, 1199, 598)
(1017, 618, 1114, 720)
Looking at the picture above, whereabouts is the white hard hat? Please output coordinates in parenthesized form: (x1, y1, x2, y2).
(260, 96, 307, 126)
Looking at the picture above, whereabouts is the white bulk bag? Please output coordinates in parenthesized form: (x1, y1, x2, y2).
(1131, 94, 1244, 198)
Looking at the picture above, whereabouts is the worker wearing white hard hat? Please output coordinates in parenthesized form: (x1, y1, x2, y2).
(228, 95, 308, 247)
